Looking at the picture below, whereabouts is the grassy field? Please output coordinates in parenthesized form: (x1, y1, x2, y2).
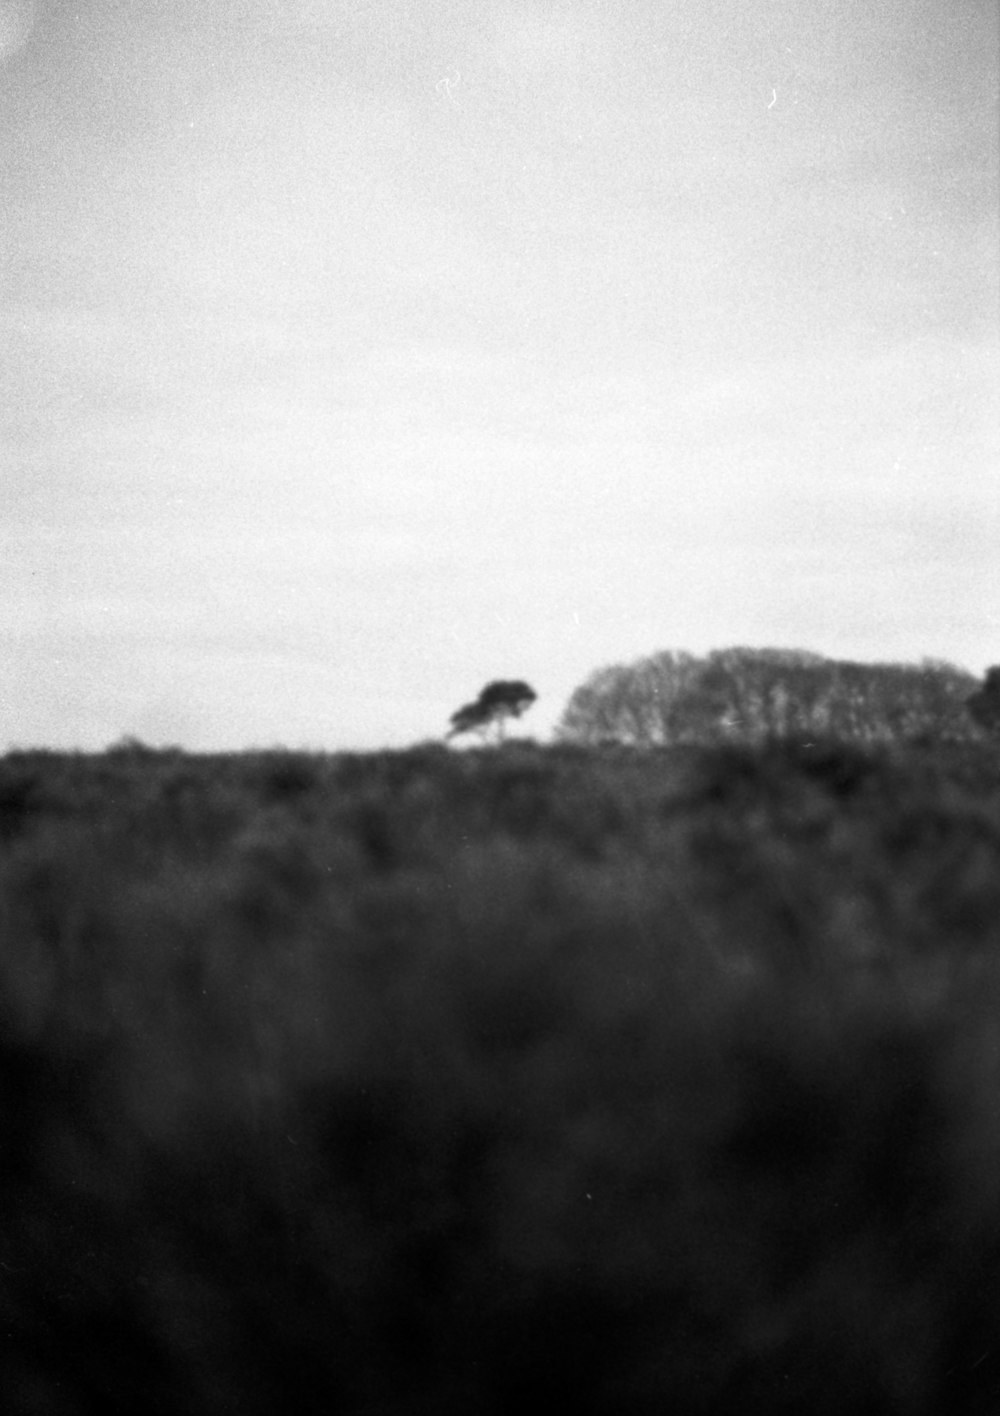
(2, 737, 1000, 1414)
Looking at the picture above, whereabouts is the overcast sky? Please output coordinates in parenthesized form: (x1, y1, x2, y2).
(2, 0, 997, 749)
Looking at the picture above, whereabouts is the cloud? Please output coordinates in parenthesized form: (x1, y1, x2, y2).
(489, 6, 607, 73)
(0, 1, 33, 63)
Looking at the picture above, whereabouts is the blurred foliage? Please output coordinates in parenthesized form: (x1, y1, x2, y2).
(1, 739, 1000, 1412)
(967, 667, 1000, 738)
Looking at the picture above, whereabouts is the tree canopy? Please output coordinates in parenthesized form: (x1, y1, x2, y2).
(558, 648, 981, 747)
(447, 681, 538, 743)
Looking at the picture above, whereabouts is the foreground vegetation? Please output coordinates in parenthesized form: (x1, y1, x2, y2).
(2, 738, 1000, 1413)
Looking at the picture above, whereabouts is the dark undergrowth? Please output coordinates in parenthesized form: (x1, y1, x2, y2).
(1, 738, 1000, 1413)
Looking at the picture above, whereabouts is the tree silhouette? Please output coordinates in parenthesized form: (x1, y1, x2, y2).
(967, 667, 1000, 737)
(558, 649, 979, 746)
(447, 681, 537, 744)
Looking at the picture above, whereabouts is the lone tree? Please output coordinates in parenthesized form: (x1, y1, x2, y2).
(967, 667, 1000, 737)
(447, 680, 537, 744)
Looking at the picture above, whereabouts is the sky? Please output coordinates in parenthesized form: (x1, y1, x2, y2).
(2, 0, 998, 750)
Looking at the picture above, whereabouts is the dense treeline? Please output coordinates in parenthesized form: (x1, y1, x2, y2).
(558, 647, 980, 747)
(2, 739, 1000, 1413)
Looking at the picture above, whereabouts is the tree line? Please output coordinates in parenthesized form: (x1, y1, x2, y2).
(557, 647, 987, 747)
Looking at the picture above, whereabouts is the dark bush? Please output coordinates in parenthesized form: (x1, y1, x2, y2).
(0, 741, 999, 1412)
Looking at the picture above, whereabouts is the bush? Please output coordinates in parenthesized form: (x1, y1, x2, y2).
(1, 741, 1000, 1412)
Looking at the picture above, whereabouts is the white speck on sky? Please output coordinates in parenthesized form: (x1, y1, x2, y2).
(2, 0, 997, 749)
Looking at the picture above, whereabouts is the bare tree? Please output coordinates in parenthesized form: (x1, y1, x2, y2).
(556, 653, 704, 746)
(447, 680, 537, 744)
(558, 649, 980, 747)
